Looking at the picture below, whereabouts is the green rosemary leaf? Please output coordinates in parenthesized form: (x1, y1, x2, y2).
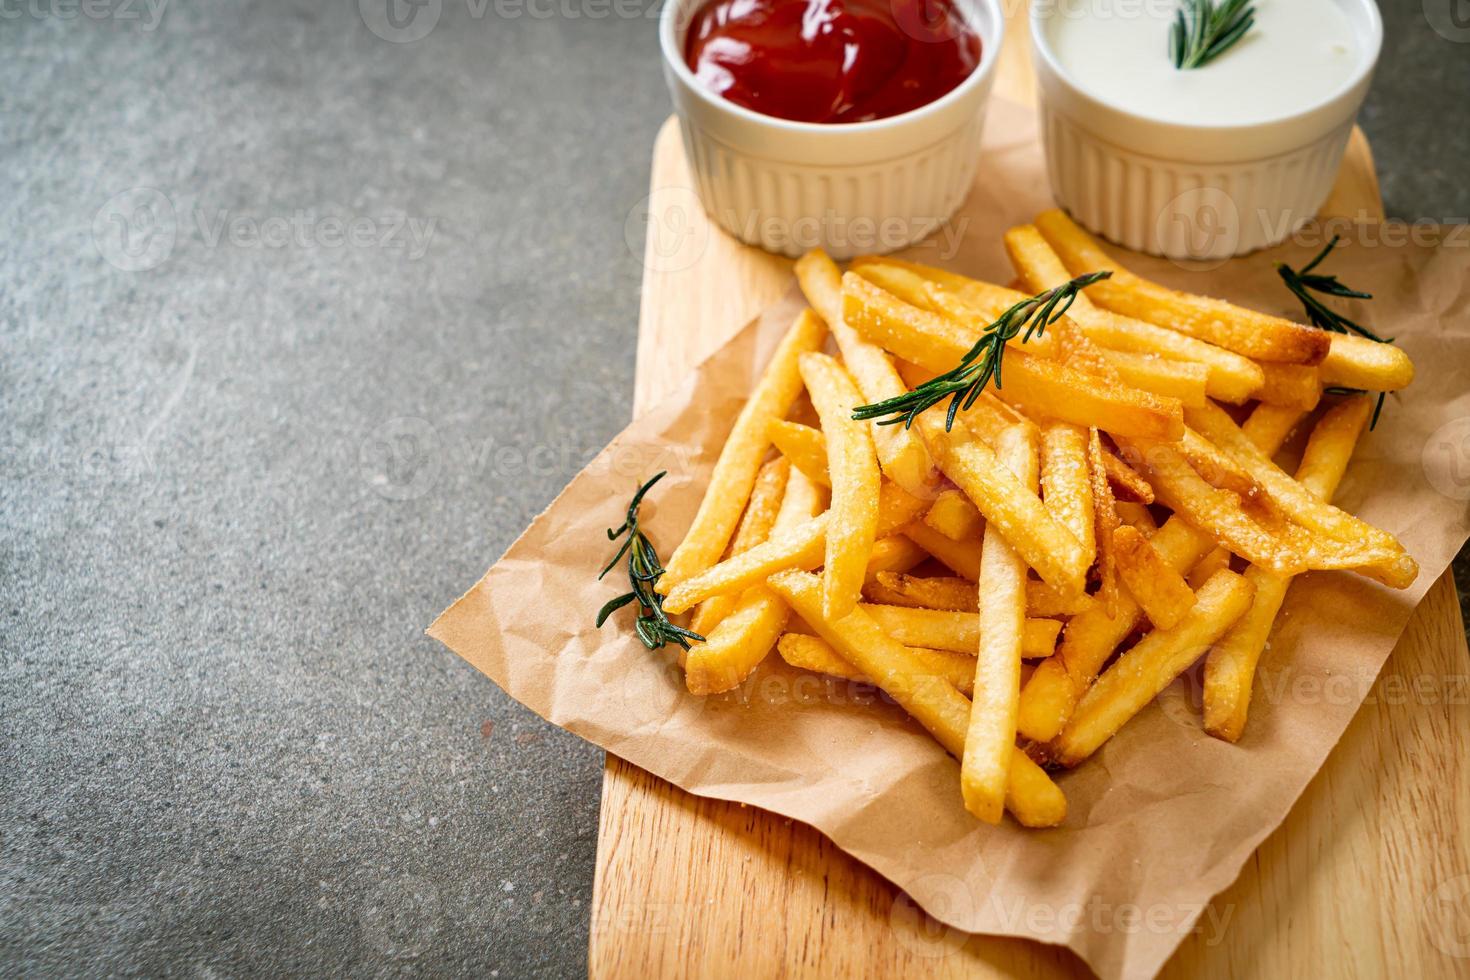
(1171, 0, 1256, 70)
(851, 271, 1111, 431)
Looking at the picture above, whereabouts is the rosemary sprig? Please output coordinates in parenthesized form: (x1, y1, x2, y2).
(1276, 236, 1388, 342)
(595, 472, 704, 651)
(1278, 237, 1392, 429)
(1170, 0, 1256, 70)
(851, 271, 1112, 431)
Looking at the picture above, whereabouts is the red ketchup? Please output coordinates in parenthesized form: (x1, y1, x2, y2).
(683, 0, 982, 124)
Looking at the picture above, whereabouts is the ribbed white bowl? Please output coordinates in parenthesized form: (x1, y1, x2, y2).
(1031, 0, 1381, 262)
(659, 0, 1004, 260)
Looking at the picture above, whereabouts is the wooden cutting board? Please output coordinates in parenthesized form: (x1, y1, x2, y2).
(590, 9, 1470, 976)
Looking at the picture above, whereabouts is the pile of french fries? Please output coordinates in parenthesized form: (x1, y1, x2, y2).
(653, 209, 1417, 828)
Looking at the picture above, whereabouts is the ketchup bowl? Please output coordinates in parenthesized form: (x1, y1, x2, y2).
(659, 0, 1004, 259)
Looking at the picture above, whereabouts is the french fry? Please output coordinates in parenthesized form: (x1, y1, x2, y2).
(1101, 351, 1210, 406)
(1187, 546, 1232, 591)
(861, 603, 1062, 658)
(796, 250, 941, 498)
(901, 521, 982, 580)
(869, 572, 1093, 617)
(767, 418, 831, 488)
(1113, 524, 1196, 630)
(769, 570, 1066, 827)
(923, 488, 985, 541)
(1115, 500, 1158, 535)
(684, 467, 823, 694)
(863, 535, 928, 584)
(690, 457, 790, 637)
(1052, 569, 1257, 767)
(1184, 400, 1417, 587)
(1255, 362, 1323, 411)
(1088, 428, 1121, 614)
(1018, 516, 1216, 742)
(1101, 448, 1155, 503)
(1034, 209, 1331, 365)
(1040, 422, 1095, 565)
(1240, 403, 1306, 455)
(1003, 222, 1263, 403)
(962, 424, 1034, 822)
(914, 412, 1090, 596)
(800, 352, 882, 618)
(841, 273, 1186, 442)
(661, 309, 826, 590)
(1320, 332, 1415, 391)
(777, 632, 979, 696)
(662, 482, 926, 614)
(870, 572, 977, 610)
(1204, 397, 1374, 741)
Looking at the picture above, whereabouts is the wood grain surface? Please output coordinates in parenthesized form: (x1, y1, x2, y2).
(591, 6, 1470, 975)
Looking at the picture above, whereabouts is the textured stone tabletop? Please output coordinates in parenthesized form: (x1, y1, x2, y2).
(2, 1, 1467, 976)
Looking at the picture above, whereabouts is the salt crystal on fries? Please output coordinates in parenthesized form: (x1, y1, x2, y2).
(1113, 524, 1196, 630)
(1040, 422, 1096, 565)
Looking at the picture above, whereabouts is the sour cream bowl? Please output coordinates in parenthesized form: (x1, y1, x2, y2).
(1031, 0, 1382, 262)
(659, 0, 1005, 260)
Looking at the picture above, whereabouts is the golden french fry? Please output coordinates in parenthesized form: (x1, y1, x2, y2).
(767, 418, 831, 488)
(870, 572, 977, 610)
(1100, 350, 1210, 406)
(963, 425, 1034, 822)
(1026, 579, 1096, 617)
(1113, 524, 1196, 630)
(1184, 400, 1416, 587)
(1204, 397, 1374, 742)
(902, 520, 982, 581)
(777, 632, 979, 696)
(800, 352, 882, 618)
(662, 309, 827, 589)
(915, 413, 1090, 596)
(1115, 500, 1158, 535)
(841, 273, 1186, 442)
(684, 466, 823, 693)
(1088, 427, 1121, 615)
(1240, 403, 1306, 454)
(1017, 405, 1302, 743)
(1319, 332, 1414, 391)
(1003, 222, 1263, 403)
(690, 457, 790, 637)
(861, 603, 1061, 658)
(1255, 362, 1322, 411)
(1052, 569, 1257, 767)
(662, 481, 925, 614)
(796, 250, 941, 499)
(770, 570, 1066, 827)
(1187, 546, 1232, 591)
(1040, 422, 1095, 565)
(1101, 448, 1155, 503)
(923, 488, 985, 541)
(862, 535, 928, 584)
(1034, 209, 1330, 365)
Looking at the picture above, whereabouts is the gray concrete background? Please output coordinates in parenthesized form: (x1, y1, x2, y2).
(1, 1, 1466, 976)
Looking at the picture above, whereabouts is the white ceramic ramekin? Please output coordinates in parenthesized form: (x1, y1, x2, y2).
(659, 0, 1005, 260)
(1031, 0, 1382, 261)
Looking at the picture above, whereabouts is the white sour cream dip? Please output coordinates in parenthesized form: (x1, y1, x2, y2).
(1043, 0, 1364, 126)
